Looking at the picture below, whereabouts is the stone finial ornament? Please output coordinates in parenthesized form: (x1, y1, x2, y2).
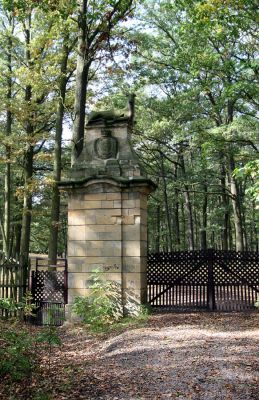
(67, 94, 148, 182)
(87, 93, 135, 126)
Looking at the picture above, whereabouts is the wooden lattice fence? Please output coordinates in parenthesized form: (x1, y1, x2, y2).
(30, 258, 68, 326)
(0, 257, 67, 325)
(147, 250, 259, 312)
(0, 260, 26, 317)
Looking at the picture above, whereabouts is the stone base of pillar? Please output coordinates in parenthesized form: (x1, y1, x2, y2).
(62, 177, 155, 318)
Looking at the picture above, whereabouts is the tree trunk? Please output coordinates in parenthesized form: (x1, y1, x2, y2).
(179, 154, 194, 250)
(173, 166, 180, 250)
(20, 18, 33, 285)
(71, 0, 89, 165)
(161, 155, 173, 251)
(174, 191, 180, 250)
(200, 183, 207, 250)
(20, 145, 33, 277)
(183, 190, 195, 250)
(3, 16, 14, 260)
(252, 201, 258, 252)
(219, 157, 229, 250)
(48, 41, 69, 265)
(180, 200, 187, 250)
(13, 222, 22, 260)
(4, 102, 11, 260)
(155, 205, 160, 253)
(228, 154, 244, 251)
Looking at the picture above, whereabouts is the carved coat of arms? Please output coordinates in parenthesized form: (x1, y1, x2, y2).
(94, 129, 118, 160)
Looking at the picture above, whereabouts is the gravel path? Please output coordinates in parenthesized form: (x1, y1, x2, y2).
(55, 312, 259, 400)
(1, 312, 258, 399)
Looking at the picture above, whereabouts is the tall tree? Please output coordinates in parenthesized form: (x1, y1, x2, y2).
(130, 0, 258, 251)
(72, 0, 135, 164)
(0, 8, 14, 260)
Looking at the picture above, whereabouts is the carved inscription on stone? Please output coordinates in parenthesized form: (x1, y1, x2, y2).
(94, 128, 118, 160)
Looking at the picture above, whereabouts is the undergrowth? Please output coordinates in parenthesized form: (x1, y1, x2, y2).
(72, 270, 150, 332)
(0, 294, 62, 399)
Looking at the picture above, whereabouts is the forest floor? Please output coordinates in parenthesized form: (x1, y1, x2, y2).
(1, 312, 258, 400)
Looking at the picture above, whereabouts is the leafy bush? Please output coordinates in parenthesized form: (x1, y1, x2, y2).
(0, 327, 35, 381)
(72, 270, 123, 330)
(0, 291, 36, 319)
(36, 326, 62, 346)
(0, 298, 18, 313)
(0, 322, 62, 383)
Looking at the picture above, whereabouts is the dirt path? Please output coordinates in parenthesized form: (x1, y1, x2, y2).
(1, 312, 258, 399)
(50, 312, 259, 400)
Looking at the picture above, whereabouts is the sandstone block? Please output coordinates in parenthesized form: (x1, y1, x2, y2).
(84, 227, 100, 240)
(68, 272, 121, 289)
(122, 208, 140, 216)
(123, 241, 141, 257)
(67, 288, 88, 304)
(122, 215, 135, 225)
(122, 200, 136, 209)
(96, 215, 116, 224)
(98, 229, 121, 241)
(68, 199, 103, 210)
(140, 225, 148, 241)
(83, 240, 121, 257)
(123, 256, 147, 273)
(68, 241, 86, 257)
(84, 224, 121, 241)
(68, 226, 86, 241)
(123, 225, 141, 241)
(107, 192, 122, 200)
(68, 211, 86, 226)
(101, 200, 116, 208)
(67, 256, 122, 273)
(83, 193, 107, 200)
(124, 272, 147, 290)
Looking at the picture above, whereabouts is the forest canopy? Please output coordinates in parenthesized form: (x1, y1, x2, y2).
(0, 0, 258, 267)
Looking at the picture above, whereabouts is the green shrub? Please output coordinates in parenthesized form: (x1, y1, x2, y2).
(0, 328, 35, 381)
(0, 298, 18, 313)
(0, 322, 61, 383)
(36, 326, 62, 346)
(0, 291, 36, 319)
(72, 270, 123, 330)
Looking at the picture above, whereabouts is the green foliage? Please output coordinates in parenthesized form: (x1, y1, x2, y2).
(0, 297, 18, 313)
(0, 321, 61, 383)
(235, 160, 259, 205)
(0, 291, 36, 317)
(72, 270, 123, 331)
(72, 270, 151, 332)
(0, 327, 35, 381)
(36, 326, 62, 346)
(21, 291, 37, 317)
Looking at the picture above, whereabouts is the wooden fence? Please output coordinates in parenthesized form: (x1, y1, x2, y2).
(0, 257, 67, 324)
(147, 250, 259, 312)
(0, 260, 26, 317)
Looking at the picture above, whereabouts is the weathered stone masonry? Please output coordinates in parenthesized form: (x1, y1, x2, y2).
(60, 101, 156, 314)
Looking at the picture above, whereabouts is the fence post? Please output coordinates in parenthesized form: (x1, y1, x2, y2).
(64, 259, 68, 304)
(207, 249, 216, 311)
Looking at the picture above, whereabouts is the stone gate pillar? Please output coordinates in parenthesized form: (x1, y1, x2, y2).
(59, 101, 156, 314)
